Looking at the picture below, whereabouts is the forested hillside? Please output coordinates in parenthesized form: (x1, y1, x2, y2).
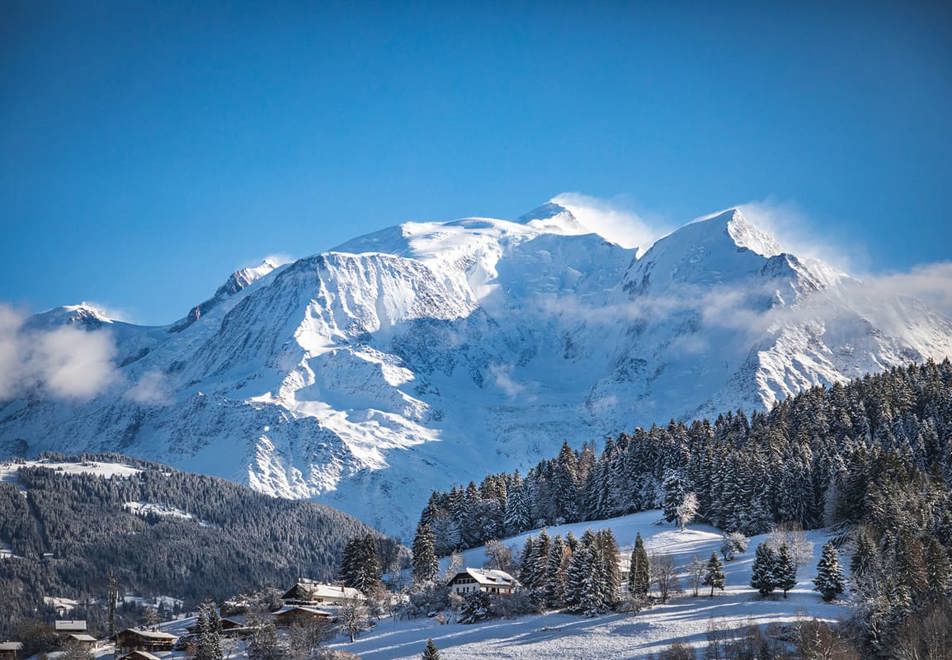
(0, 454, 390, 635)
(419, 360, 952, 653)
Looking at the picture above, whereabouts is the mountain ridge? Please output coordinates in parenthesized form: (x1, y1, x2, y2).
(2, 199, 950, 538)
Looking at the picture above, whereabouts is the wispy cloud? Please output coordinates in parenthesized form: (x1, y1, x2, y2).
(488, 362, 526, 398)
(0, 305, 118, 400)
(125, 369, 171, 405)
(551, 192, 671, 253)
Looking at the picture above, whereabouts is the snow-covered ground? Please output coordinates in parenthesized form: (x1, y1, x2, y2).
(0, 459, 141, 486)
(332, 511, 849, 659)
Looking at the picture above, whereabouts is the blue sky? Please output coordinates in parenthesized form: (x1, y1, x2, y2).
(1, 1, 951, 324)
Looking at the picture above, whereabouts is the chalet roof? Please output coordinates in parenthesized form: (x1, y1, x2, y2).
(119, 652, 161, 660)
(68, 634, 97, 643)
(282, 579, 364, 602)
(273, 605, 333, 617)
(450, 568, 519, 587)
(0, 642, 23, 651)
(118, 628, 177, 641)
(54, 620, 87, 632)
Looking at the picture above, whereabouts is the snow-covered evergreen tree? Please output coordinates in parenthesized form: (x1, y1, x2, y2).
(775, 543, 797, 598)
(661, 470, 687, 523)
(750, 543, 777, 597)
(814, 541, 845, 602)
(422, 638, 440, 660)
(703, 552, 725, 597)
(195, 601, 223, 660)
(544, 535, 567, 608)
(628, 532, 650, 602)
(412, 522, 438, 584)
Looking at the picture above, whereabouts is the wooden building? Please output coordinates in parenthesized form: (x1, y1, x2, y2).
(273, 605, 333, 628)
(281, 579, 364, 607)
(0, 642, 23, 660)
(65, 633, 98, 649)
(118, 651, 161, 660)
(115, 628, 177, 653)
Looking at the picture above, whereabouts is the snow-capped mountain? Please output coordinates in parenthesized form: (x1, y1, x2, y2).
(2, 201, 950, 538)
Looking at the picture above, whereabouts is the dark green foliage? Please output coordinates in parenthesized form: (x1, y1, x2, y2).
(627, 532, 650, 601)
(774, 544, 797, 598)
(703, 552, 724, 597)
(341, 534, 381, 595)
(814, 541, 844, 602)
(750, 543, 777, 597)
(0, 454, 382, 636)
(459, 590, 491, 623)
(411, 521, 438, 584)
(422, 638, 440, 660)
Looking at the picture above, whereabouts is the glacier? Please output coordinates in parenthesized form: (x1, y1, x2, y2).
(2, 200, 950, 538)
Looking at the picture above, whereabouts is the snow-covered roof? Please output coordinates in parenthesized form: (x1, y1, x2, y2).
(119, 652, 161, 660)
(0, 642, 23, 651)
(119, 628, 177, 640)
(273, 605, 334, 617)
(284, 579, 364, 601)
(451, 568, 519, 587)
(68, 634, 97, 642)
(54, 620, 87, 632)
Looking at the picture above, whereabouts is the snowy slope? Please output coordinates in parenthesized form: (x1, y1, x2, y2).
(2, 201, 951, 538)
(331, 510, 849, 659)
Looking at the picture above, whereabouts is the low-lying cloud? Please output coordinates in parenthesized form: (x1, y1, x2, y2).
(0, 305, 118, 400)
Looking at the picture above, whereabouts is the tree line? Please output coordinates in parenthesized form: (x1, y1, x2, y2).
(416, 360, 952, 655)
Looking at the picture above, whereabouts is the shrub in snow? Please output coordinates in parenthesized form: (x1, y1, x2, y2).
(459, 591, 492, 624)
(720, 532, 749, 560)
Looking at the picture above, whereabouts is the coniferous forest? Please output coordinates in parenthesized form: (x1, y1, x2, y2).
(417, 360, 952, 652)
(0, 454, 390, 636)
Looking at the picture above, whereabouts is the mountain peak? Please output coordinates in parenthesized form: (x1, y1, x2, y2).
(690, 208, 782, 258)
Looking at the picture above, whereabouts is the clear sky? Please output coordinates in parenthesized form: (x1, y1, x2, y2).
(1, 1, 951, 324)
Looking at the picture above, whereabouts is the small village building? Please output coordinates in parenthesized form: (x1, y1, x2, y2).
(118, 651, 160, 660)
(54, 620, 87, 634)
(115, 629, 177, 653)
(273, 606, 333, 628)
(281, 579, 365, 606)
(447, 568, 520, 596)
(66, 633, 98, 649)
(0, 642, 23, 660)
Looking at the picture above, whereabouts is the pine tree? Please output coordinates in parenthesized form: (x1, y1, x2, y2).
(628, 533, 650, 602)
(544, 536, 567, 608)
(750, 543, 777, 597)
(504, 474, 531, 535)
(924, 536, 951, 599)
(195, 601, 223, 660)
(703, 552, 725, 597)
(775, 543, 797, 598)
(564, 534, 593, 612)
(412, 521, 438, 584)
(662, 471, 686, 523)
(814, 541, 845, 602)
(850, 529, 878, 578)
(519, 536, 538, 590)
(594, 529, 621, 610)
(422, 638, 440, 660)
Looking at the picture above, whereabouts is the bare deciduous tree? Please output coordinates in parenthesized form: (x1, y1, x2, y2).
(767, 522, 813, 569)
(687, 555, 705, 597)
(650, 554, 681, 603)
